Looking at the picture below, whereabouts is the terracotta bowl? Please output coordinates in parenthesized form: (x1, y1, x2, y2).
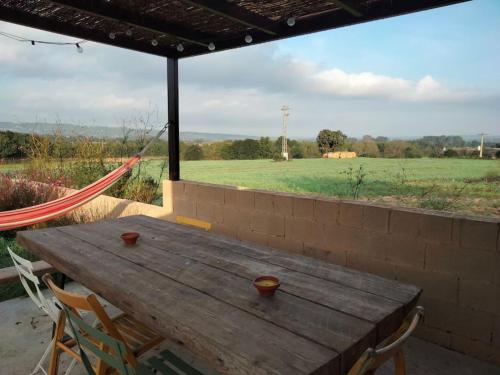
(121, 232, 140, 245)
(253, 276, 280, 297)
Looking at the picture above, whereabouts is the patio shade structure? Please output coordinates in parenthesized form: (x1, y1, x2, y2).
(0, 0, 470, 180)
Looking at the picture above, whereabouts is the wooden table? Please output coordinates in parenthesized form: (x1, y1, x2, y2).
(17, 215, 421, 375)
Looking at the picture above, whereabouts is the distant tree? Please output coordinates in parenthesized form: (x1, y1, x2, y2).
(316, 129, 347, 154)
(258, 137, 274, 159)
(443, 149, 458, 158)
(352, 140, 379, 157)
(375, 136, 389, 143)
(183, 144, 204, 160)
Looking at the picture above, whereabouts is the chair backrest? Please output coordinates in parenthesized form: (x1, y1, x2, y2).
(7, 246, 59, 322)
(348, 306, 424, 375)
(62, 305, 138, 375)
(42, 274, 138, 369)
(176, 216, 211, 231)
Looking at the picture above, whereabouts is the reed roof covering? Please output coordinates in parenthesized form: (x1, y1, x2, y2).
(1, 0, 468, 58)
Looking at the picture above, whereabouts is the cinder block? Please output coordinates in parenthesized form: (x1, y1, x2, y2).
(255, 191, 274, 212)
(414, 325, 450, 348)
(224, 188, 238, 206)
(196, 185, 224, 205)
(250, 211, 285, 237)
(313, 199, 339, 224)
(460, 219, 499, 251)
(238, 229, 269, 246)
(362, 205, 390, 233)
(196, 201, 223, 224)
(173, 198, 196, 217)
(350, 231, 388, 261)
(389, 209, 421, 238)
(420, 214, 453, 244)
(293, 196, 314, 219)
(425, 244, 496, 282)
(450, 334, 500, 366)
(459, 280, 500, 314)
(394, 265, 458, 304)
(274, 194, 293, 216)
(285, 217, 323, 247)
(384, 234, 425, 268)
(423, 297, 494, 343)
(223, 206, 251, 232)
(267, 235, 303, 254)
(236, 190, 255, 210)
(211, 223, 238, 239)
(346, 253, 397, 279)
(171, 180, 185, 197)
(339, 202, 363, 228)
(323, 222, 357, 253)
(302, 246, 331, 262)
(184, 182, 198, 199)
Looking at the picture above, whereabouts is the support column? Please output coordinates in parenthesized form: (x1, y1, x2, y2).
(167, 57, 180, 180)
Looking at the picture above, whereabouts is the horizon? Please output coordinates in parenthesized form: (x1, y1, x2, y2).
(1, 1, 499, 138)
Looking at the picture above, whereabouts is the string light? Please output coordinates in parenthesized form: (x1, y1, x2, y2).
(287, 17, 296, 26)
(208, 42, 215, 51)
(151, 38, 158, 46)
(125, 28, 133, 36)
(244, 34, 253, 44)
(109, 32, 116, 39)
(0, 30, 86, 53)
(176, 43, 184, 52)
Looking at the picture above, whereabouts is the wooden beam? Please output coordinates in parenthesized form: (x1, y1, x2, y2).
(331, 0, 363, 17)
(180, 0, 470, 58)
(167, 58, 180, 181)
(49, 0, 211, 47)
(183, 0, 277, 36)
(0, 5, 175, 57)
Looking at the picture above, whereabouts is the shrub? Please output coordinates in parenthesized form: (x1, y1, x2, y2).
(443, 149, 459, 157)
(184, 144, 204, 160)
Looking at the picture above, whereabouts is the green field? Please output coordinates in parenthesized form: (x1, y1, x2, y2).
(138, 158, 500, 216)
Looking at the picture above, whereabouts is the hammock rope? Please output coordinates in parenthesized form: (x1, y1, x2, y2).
(0, 122, 169, 231)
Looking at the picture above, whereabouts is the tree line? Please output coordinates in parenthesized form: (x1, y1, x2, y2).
(0, 130, 497, 161)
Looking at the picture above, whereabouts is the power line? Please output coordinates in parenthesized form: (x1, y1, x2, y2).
(0, 30, 87, 53)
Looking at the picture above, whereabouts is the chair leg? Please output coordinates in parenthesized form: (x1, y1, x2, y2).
(48, 313, 66, 375)
(31, 338, 54, 375)
(393, 349, 406, 375)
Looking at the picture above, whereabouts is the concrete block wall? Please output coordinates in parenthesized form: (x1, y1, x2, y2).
(164, 179, 500, 366)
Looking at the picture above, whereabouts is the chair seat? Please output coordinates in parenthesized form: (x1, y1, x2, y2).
(63, 313, 164, 360)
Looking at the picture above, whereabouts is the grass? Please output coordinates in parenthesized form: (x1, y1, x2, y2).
(137, 158, 500, 216)
(0, 236, 39, 302)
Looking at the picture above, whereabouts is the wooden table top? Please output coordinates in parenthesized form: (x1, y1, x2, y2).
(17, 215, 421, 375)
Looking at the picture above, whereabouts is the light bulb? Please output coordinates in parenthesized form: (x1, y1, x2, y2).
(125, 28, 133, 37)
(176, 43, 184, 52)
(76, 43, 83, 53)
(245, 34, 253, 44)
(151, 39, 158, 46)
(208, 42, 215, 51)
(109, 32, 116, 39)
(287, 17, 296, 27)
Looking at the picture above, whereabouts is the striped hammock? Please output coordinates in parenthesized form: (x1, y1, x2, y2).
(0, 123, 168, 231)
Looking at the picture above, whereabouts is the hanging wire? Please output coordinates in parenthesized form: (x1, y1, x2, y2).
(0, 30, 87, 49)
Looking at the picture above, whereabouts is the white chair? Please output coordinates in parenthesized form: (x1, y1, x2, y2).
(7, 246, 77, 375)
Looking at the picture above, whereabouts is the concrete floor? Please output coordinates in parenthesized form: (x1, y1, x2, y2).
(1, 282, 499, 375)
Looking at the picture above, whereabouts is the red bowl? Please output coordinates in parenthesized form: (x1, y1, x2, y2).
(121, 232, 140, 245)
(253, 276, 280, 297)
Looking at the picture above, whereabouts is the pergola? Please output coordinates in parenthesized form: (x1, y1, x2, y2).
(1, 0, 469, 181)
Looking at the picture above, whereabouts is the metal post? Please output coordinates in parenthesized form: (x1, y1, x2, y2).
(167, 57, 180, 180)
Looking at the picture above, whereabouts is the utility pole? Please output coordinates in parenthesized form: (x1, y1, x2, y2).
(281, 105, 290, 160)
(479, 133, 486, 158)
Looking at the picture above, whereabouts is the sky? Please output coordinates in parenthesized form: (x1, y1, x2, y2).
(0, 0, 499, 138)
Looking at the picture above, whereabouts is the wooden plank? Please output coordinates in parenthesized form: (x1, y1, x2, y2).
(132, 215, 421, 305)
(17, 228, 339, 375)
(90, 218, 406, 341)
(60, 221, 377, 373)
(0, 260, 55, 285)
